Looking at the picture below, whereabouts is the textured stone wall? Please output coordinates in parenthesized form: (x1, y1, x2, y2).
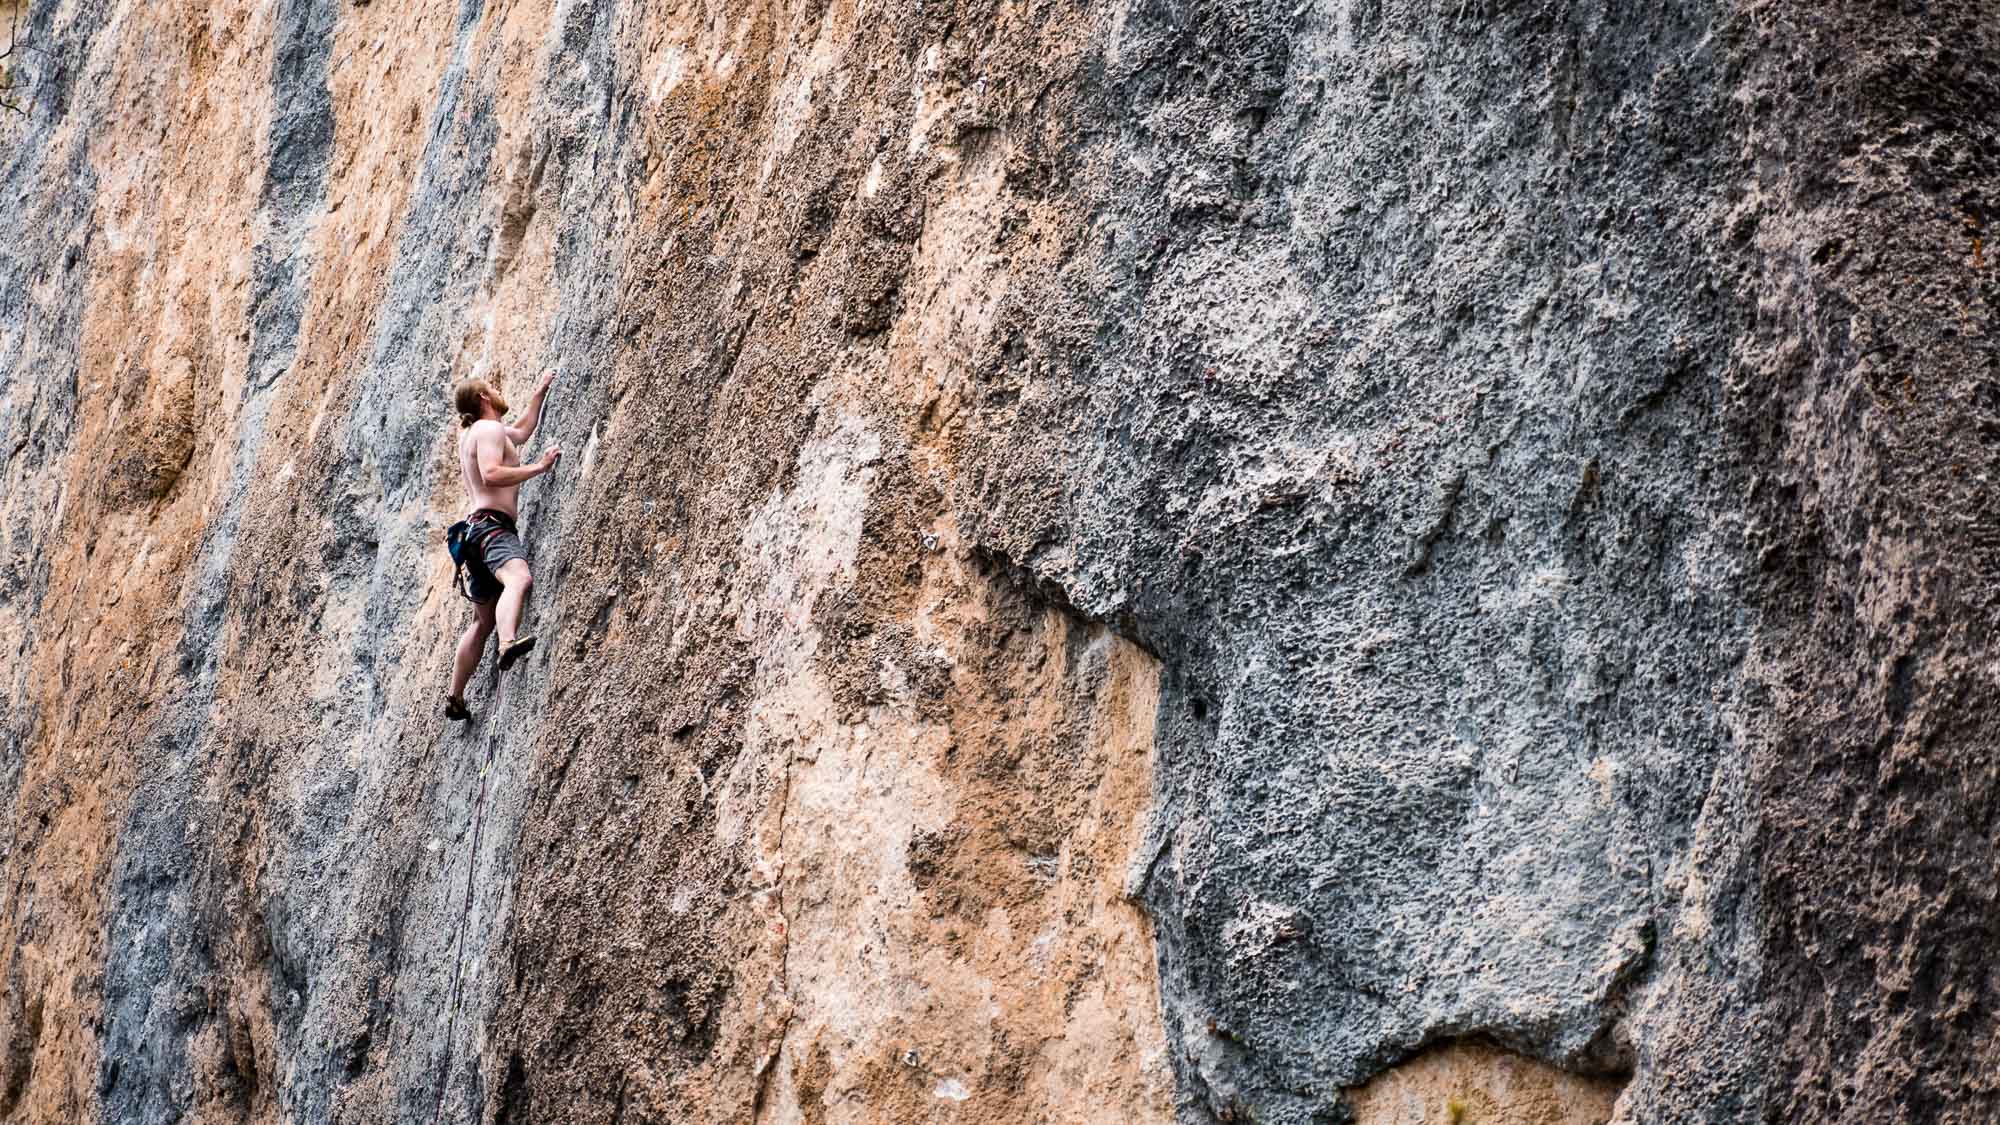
(0, 0, 1994, 1123)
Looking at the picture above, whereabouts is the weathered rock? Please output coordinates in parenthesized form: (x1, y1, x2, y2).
(0, 0, 1993, 1122)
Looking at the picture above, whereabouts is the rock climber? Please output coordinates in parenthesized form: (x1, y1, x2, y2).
(443, 369, 560, 721)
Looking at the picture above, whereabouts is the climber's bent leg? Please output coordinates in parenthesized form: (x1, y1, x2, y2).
(494, 558, 537, 671)
(495, 559, 532, 645)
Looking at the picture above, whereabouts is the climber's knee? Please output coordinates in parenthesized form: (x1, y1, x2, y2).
(497, 559, 532, 592)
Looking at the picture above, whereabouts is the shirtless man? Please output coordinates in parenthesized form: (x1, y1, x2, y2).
(444, 370, 560, 721)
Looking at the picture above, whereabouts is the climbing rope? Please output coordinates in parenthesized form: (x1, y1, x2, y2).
(431, 674, 505, 1124)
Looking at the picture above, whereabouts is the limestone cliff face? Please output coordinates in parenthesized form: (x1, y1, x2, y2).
(0, 0, 1994, 1122)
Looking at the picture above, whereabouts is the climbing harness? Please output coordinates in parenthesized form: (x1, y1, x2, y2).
(445, 511, 515, 601)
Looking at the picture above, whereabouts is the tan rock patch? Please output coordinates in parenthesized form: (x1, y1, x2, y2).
(1344, 1043, 1621, 1125)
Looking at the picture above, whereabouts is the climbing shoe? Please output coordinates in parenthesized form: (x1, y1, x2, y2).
(497, 635, 537, 673)
(444, 695, 471, 722)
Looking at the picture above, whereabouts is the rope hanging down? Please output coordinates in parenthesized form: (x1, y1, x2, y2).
(431, 665, 507, 1121)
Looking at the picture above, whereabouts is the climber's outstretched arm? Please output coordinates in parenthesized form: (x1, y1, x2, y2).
(504, 369, 555, 445)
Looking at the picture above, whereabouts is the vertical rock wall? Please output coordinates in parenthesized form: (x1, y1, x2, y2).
(1734, 3, 2000, 1118)
(0, 0, 1993, 1123)
(971, 3, 1760, 1120)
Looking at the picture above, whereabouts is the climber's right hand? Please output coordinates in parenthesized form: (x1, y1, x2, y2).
(541, 445, 562, 472)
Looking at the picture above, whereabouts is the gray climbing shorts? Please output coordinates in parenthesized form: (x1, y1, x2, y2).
(466, 511, 529, 604)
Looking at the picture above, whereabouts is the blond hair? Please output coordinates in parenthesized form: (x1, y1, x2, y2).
(453, 378, 496, 427)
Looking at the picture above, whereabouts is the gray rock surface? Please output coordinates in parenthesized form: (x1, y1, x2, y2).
(956, 0, 1766, 1118)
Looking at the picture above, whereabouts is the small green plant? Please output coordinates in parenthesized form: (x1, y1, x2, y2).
(1445, 1095, 1469, 1124)
(1, 8, 29, 114)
